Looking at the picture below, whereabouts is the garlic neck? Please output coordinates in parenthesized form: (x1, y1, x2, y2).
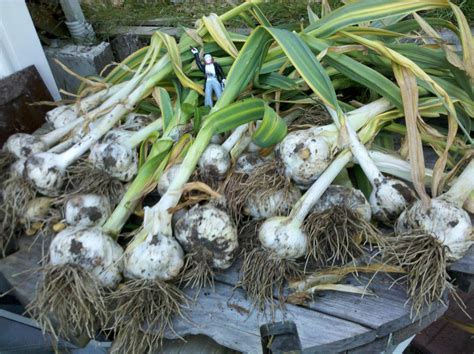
(222, 124, 249, 152)
(291, 150, 352, 225)
(441, 159, 474, 207)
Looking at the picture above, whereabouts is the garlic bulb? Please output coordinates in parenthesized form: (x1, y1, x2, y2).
(175, 204, 238, 269)
(49, 226, 123, 288)
(65, 194, 111, 227)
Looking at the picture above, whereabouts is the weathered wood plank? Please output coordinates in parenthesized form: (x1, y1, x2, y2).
(0, 236, 450, 353)
(216, 260, 447, 338)
(165, 282, 375, 353)
(345, 303, 446, 354)
(302, 273, 447, 338)
(449, 244, 473, 274)
(0, 236, 49, 305)
(0, 237, 373, 352)
(449, 245, 473, 292)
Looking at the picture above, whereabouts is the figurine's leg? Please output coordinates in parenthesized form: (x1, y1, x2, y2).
(205, 82, 213, 107)
(213, 80, 223, 99)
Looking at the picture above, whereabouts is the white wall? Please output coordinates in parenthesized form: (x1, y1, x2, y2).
(0, 0, 60, 100)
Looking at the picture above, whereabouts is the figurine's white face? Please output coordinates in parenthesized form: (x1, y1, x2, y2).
(204, 54, 213, 64)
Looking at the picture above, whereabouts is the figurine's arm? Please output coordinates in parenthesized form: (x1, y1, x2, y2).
(214, 62, 225, 82)
(190, 47, 205, 73)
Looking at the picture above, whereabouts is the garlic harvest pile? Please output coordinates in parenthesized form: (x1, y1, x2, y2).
(0, 1, 469, 352)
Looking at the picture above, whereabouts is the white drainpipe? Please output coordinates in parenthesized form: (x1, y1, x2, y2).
(60, 0, 96, 44)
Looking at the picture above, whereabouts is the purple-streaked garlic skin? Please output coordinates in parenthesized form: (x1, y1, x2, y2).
(65, 194, 111, 227)
(198, 144, 231, 180)
(259, 217, 307, 259)
(244, 185, 301, 220)
(278, 129, 332, 187)
(396, 198, 473, 261)
(370, 177, 417, 224)
(49, 226, 123, 288)
(312, 185, 371, 221)
(174, 204, 238, 269)
(4, 134, 47, 160)
(124, 234, 184, 281)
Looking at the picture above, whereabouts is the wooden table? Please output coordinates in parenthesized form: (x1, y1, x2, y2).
(1, 237, 471, 353)
(448, 245, 474, 293)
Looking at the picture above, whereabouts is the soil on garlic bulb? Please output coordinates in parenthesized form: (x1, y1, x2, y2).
(64, 194, 111, 227)
(277, 129, 332, 187)
(369, 177, 417, 224)
(174, 204, 239, 289)
(198, 144, 231, 187)
(4, 133, 47, 160)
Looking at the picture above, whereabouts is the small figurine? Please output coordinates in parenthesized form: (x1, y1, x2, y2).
(190, 47, 226, 107)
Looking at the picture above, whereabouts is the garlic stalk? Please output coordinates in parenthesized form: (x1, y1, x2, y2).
(345, 122, 417, 224)
(26, 136, 175, 342)
(4, 119, 82, 160)
(123, 100, 285, 293)
(369, 150, 433, 186)
(22, 31, 165, 182)
(323, 101, 417, 224)
(25, 47, 171, 196)
(240, 149, 352, 309)
(46, 84, 125, 128)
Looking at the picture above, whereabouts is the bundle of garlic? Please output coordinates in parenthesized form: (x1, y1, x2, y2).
(0, 0, 471, 350)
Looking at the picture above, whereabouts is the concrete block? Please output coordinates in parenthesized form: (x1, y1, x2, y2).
(110, 34, 148, 62)
(44, 41, 114, 95)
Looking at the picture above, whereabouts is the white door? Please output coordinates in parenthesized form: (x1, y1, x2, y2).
(0, 0, 60, 100)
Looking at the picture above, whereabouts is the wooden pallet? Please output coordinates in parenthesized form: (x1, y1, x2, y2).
(1, 236, 468, 353)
